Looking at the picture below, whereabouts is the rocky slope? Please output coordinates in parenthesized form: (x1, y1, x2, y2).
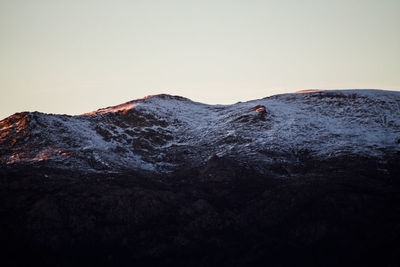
(1, 89, 399, 174)
(1, 89, 400, 267)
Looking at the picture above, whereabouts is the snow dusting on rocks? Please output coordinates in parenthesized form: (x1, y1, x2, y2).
(1, 90, 399, 174)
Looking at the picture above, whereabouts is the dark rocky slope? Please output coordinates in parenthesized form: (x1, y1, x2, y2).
(1, 156, 400, 267)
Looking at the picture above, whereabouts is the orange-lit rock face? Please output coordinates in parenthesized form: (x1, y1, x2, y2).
(7, 148, 73, 164)
(0, 113, 72, 164)
(32, 149, 54, 162)
(57, 149, 73, 158)
(31, 148, 73, 162)
(0, 112, 31, 132)
(295, 89, 324, 94)
(0, 112, 32, 148)
(82, 103, 140, 116)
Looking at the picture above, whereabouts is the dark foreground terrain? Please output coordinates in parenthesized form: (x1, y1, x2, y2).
(1, 156, 400, 267)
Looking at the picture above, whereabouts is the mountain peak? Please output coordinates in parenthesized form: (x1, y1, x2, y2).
(82, 94, 192, 116)
(144, 94, 191, 101)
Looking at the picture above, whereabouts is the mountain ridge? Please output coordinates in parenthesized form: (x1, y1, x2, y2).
(1, 89, 399, 174)
(1, 89, 400, 267)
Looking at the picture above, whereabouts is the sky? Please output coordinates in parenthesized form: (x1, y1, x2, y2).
(0, 0, 399, 119)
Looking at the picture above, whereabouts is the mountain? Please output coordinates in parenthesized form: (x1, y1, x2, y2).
(1, 89, 399, 174)
(1, 89, 400, 267)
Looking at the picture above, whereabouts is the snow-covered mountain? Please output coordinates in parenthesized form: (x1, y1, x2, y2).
(1, 89, 399, 174)
(2, 89, 400, 267)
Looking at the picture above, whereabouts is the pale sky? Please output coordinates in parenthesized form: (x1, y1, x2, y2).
(1, 0, 399, 119)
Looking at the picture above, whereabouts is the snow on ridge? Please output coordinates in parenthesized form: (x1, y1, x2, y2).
(81, 94, 198, 116)
(327, 89, 400, 96)
(1, 90, 399, 173)
(257, 89, 400, 157)
(266, 89, 400, 100)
